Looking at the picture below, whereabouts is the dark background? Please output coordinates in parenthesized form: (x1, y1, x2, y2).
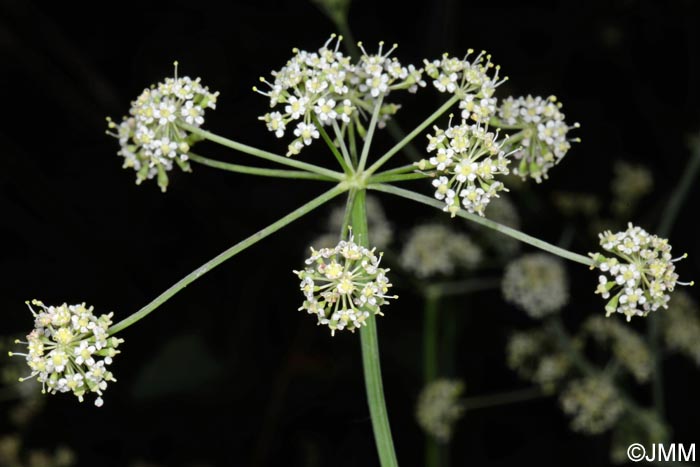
(1, 0, 700, 466)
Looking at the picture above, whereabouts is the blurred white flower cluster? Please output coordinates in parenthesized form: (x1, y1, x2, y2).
(107, 63, 219, 191)
(502, 253, 569, 318)
(560, 376, 625, 434)
(400, 223, 481, 278)
(506, 330, 570, 393)
(415, 379, 465, 442)
(584, 316, 651, 383)
(662, 291, 700, 364)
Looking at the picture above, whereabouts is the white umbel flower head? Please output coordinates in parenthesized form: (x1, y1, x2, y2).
(9, 301, 124, 407)
(400, 223, 481, 278)
(424, 50, 506, 123)
(106, 62, 219, 192)
(589, 223, 693, 321)
(415, 379, 465, 443)
(560, 377, 625, 434)
(255, 35, 425, 156)
(497, 95, 579, 182)
(502, 253, 569, 318)
(294, 232, 396, 335)
(416, 119, 511, 217)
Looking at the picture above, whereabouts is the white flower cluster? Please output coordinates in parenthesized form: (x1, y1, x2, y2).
(107, 63, 219, 192)
(416, 120, 511, 217)
(255, 35, 425, 157)
(507, 330, 570, 393)
(502, 253, 569, 318)
(590, 223, 692, 322)
(584, 316, 651, 383)
(10, 301, 124, 407)
(424, 50, 505, 123)
(400, 223, 481, 278)
(415, 379, 465, 442)
(560, 377, 625, 434)
(497, 95, 579, 182)
(295, 234, 396, 335)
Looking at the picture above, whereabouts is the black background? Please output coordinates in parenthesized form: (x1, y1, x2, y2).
(1, 0, 700, 466)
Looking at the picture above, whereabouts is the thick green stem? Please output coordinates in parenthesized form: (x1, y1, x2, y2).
(187, 152, 336, 181)
(365, 96, 459, 176)
(370, 184, 593, 266)
(350, 190, 399, 467)
(649, 137, 700, 419)
(108, 185, 346, 335)
(181, 123, 344, 181)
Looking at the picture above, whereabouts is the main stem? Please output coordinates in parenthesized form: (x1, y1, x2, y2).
(350, 189, 399, 467)
(108, 185, 346, 335)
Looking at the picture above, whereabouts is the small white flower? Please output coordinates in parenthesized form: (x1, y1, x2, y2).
(313, 98, 337, 123)
(293, 122, 320, 145)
